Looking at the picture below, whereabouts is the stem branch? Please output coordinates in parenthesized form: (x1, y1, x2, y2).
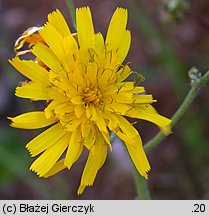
(144, 69, 209, 152)
(135, 69, 209, 199)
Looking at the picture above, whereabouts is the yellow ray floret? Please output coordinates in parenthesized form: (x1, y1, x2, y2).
(43, 159, 66, 178)
(106, 7, 128, 51)
(8, 112, 56, 129)
(76, 6, 95, 50)
(117, 30, 131, 64)
(15, 82, 50, 101)
(64, 128, 83, 170)
(30, 133, 70, 177)
(78, 132, 108, 195)
(26, 123, 65, 157)
(39, 23, 65, 62)
(32, 43, 63, 73)
(48, 9, 71, 37)
(9, 57, 49, 84)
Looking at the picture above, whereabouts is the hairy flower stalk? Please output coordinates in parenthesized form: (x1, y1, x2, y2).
(9, 7, 171, 194)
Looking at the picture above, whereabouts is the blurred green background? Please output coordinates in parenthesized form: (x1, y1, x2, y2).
(0, 0, 209, 199)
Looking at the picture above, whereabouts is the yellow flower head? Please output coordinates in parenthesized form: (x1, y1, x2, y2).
(9, 7, 171, 195)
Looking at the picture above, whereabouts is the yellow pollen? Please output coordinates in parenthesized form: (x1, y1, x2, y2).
(83, 88, 101, 104)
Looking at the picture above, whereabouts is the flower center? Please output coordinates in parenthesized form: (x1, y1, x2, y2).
(83, 88, 102, 105)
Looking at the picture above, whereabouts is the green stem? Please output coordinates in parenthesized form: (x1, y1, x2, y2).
(65, 0, 77, 31)
(133, 69, 209, 199)
(144, 69, 209, 152)
(133, 166, 151, 199)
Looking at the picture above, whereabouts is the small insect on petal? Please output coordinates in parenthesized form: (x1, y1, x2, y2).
(14, 26, 43, 56)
